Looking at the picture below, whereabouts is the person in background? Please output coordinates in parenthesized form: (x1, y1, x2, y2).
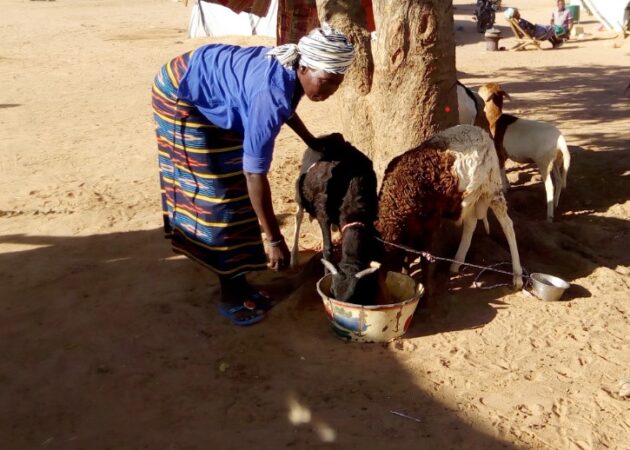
(152, 25, 354, 325)
(505, 7, 567, 48)
(551, 0, 574, 39)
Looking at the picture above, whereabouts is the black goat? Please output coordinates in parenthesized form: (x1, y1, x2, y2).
(290, 134, 381, 305)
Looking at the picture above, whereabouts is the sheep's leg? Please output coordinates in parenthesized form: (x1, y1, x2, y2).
(482, 216, 490, 235)
(319, 220, 333, 263)
(401, 255, 411, 275)
(419, 253, 435, 308)
(378, 218, 406, 274)
(500, 167, 510, 193)
(290, 206, 304, 268)
(541, 165, 555, 222)
(552, 161, 562, 208)
(450, 215, 477, 273)
(420, 231, 446, 310)
(490, 196, 523, 290)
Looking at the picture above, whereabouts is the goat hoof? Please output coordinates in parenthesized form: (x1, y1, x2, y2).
(513, 275, 524, 290)
(449, 262, 461, 273)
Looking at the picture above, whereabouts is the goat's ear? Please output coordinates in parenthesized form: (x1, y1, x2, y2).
(321, 259, 339, 275)
(355, 263, 381, 279)
(500, 90, 511, 101)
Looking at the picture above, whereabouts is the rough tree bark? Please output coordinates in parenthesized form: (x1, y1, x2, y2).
(317, 0, 459, 181)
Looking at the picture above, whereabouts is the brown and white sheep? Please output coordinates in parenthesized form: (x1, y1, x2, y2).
(478, 82, 571, 222)
(376, 125, 523, 294)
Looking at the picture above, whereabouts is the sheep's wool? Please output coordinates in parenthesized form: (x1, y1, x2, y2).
(431, 125, 502, 217)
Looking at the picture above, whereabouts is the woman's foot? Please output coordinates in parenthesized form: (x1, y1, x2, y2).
(244, 287, 275, 311)
(218, 276, 274, 326)
(218, 300, 266, 326)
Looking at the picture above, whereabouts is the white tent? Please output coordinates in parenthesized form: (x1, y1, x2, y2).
(188, 0, 278, 39)
(575, 0, 630, 32)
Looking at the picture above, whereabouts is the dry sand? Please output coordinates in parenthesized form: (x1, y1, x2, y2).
(1, 0, 629, 449)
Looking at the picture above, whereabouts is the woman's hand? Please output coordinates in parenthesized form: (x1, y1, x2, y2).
(285, 113, 346, 152)
(267, 238, 290, 271)
(244, 172, 290, 271)
(286, 113, 319, 148)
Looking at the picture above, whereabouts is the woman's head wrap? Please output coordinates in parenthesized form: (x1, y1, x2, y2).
(267, 23, 355, 74)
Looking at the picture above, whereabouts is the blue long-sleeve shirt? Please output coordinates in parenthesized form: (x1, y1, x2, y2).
(177, 44, 299, 174)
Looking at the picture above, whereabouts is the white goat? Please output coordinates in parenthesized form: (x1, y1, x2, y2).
(478, 83, 571, 222)
(457, 81, 483, 125)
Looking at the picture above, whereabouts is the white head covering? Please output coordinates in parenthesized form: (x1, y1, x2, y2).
(267, 23, 355, 74)
(504, 8, 516, 19)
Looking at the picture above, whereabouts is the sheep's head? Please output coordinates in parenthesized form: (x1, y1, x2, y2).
(321, 259, 381, 306)
(310, 132, 347, 153)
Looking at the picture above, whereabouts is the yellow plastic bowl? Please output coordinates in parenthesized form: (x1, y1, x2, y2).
(316, 271, 424, 343)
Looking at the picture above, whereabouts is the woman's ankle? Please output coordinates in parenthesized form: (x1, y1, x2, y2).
(219, 274, 249, 305)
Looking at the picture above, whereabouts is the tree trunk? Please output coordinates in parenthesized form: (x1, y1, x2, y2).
(318, 0, 458, 181)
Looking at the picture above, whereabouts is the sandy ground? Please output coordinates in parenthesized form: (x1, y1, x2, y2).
(1, 0, 629, 449)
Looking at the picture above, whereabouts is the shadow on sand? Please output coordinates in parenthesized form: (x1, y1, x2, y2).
(446, 63, 629, 328)
(0, 228, 519, 449)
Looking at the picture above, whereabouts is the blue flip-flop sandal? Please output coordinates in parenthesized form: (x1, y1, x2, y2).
(218, 300, 265, 326)
(247, 290, 275, 312)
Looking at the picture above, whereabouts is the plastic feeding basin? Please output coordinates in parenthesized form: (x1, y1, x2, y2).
(316, 271, 424, 343)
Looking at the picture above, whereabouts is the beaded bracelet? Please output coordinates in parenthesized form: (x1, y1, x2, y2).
(267, 235, 284, 247)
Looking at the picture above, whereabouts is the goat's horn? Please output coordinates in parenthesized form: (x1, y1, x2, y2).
(355, 265, 381, 279)
(321, 259, 339, 275)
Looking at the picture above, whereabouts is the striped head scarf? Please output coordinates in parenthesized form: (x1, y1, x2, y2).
(267, 23, 355, 74)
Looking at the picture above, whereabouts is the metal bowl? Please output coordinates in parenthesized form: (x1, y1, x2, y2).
(316, 272, 424, 343)
(530, 273, 570, 302)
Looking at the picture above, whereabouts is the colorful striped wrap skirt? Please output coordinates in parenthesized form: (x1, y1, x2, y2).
(152, 51, 267, 277)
